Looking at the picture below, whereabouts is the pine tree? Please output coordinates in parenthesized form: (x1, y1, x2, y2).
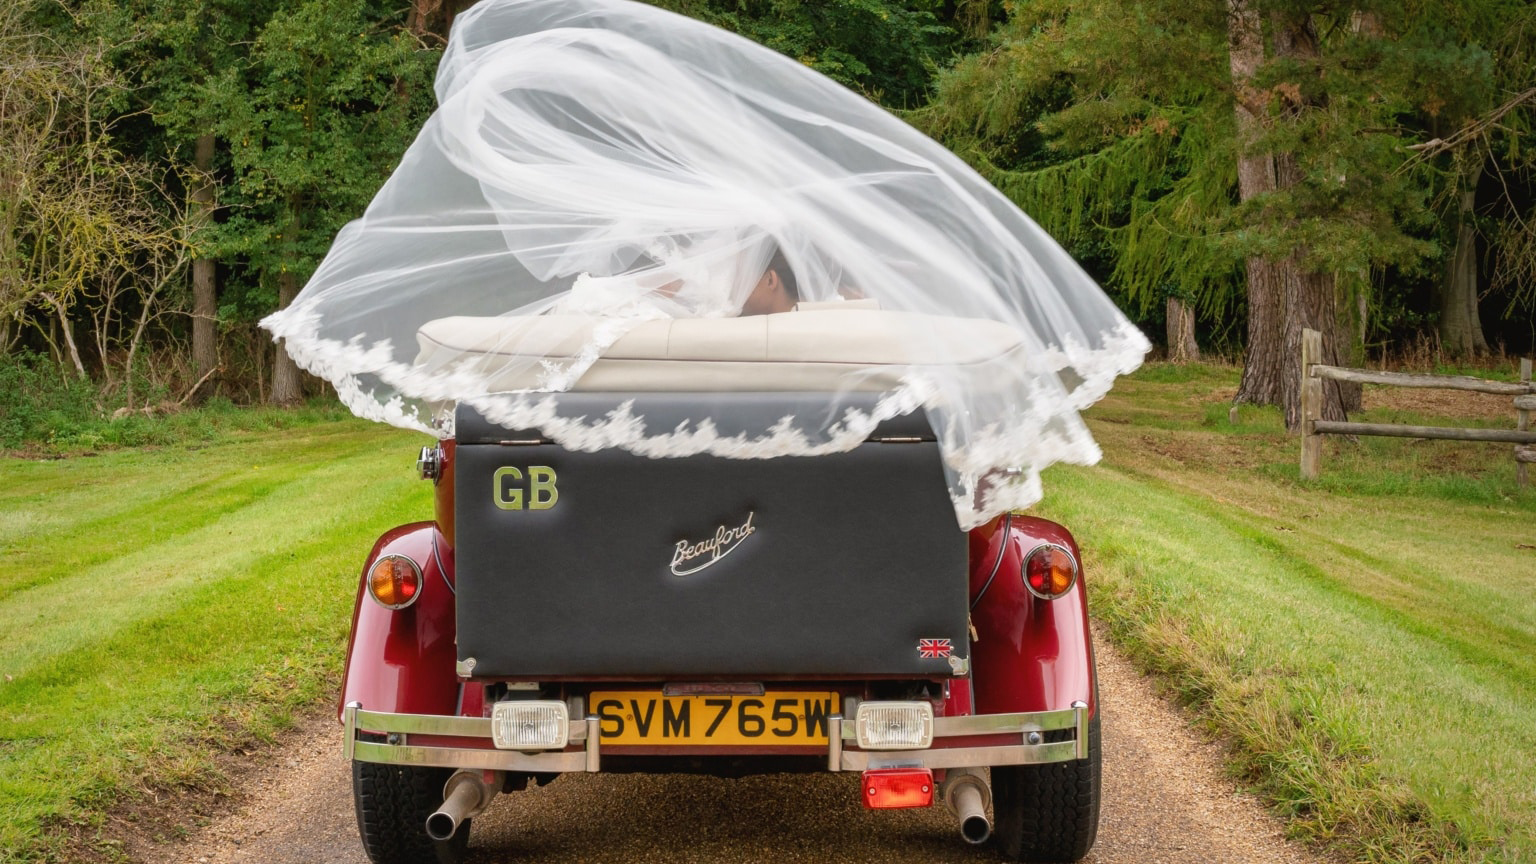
(917, 0, 1535, 426)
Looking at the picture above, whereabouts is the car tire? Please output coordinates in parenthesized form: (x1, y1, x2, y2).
(991, 715, 1101, 862)
(352, 748, 471, 864)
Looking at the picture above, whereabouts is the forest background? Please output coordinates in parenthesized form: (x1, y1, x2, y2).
(1, 0, 1533, 445)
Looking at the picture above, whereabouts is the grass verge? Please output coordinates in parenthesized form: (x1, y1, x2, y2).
(3, 365, 1532, 863)
(1037, 363, 1535, 863)
(0, 416, 431, 862)
(0, 349, 359, 455)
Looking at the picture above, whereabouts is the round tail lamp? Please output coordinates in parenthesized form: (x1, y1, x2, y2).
(367, 554, 423, 610)
(1023, 544, 1078, 600)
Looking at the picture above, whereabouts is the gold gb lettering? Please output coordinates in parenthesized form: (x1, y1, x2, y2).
(493, 466, 559, 511)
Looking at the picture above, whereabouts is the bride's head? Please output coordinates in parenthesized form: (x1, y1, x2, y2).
(740, 245, 798, 316)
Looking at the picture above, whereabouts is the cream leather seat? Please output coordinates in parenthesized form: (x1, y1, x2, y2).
(415, 307, 1026, 392)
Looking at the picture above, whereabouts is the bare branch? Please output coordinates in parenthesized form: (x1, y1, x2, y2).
(175, 364, 221, 409)
(1405, 87, 1536, 160)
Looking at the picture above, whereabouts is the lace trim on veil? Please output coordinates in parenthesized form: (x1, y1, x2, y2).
(265, 300, 1148, 529)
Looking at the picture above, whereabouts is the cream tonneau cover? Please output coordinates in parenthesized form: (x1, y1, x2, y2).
(414, 306, 1028, 392)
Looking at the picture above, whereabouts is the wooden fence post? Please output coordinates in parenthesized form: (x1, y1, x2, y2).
(1300, 328, 1323, 480)
(1519, 358, 1533, 490)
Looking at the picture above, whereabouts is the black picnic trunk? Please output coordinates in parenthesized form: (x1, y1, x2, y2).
(452, 394, 969, 679)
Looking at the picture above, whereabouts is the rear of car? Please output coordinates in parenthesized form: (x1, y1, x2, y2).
(341, 394, 1101, 864)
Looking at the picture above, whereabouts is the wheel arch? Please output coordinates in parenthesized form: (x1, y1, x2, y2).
(339, 522, 461, 722)
(966, 514, 1097, 718)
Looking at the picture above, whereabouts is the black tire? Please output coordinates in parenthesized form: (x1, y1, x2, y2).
(991, 716, 1102, 862)
(352, 753, 471, 864)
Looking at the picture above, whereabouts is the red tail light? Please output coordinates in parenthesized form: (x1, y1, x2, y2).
(1024, 543, 1078, 600)
(861, 768, 934, 809)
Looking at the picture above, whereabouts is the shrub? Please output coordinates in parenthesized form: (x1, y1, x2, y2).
(0, 352, 104, 449)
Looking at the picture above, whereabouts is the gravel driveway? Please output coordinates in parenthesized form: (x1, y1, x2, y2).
(132, 632, 1336, 864)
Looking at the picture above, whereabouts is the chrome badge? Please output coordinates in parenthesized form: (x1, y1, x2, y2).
(671, 512, 756, 576)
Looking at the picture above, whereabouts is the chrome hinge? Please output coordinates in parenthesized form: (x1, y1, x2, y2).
(417, 445, 444, 481)
(947, 655, 970, 676)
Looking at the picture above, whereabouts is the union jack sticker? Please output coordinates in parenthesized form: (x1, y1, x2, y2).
(917, 638, 953, 659)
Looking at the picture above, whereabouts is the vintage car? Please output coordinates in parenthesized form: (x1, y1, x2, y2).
(340, 307, 1102, 863)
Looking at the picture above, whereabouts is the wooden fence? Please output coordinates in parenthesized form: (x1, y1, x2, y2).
(1299, 328, 1536, 486)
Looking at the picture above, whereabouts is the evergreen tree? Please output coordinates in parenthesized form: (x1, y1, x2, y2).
(654, 0, 973, 107)
(209, 0, 436, 402)
(1393, 0, 1536, 356)
(10, 0, 1526, 404)
(920, 0, 1534, 424)
(125, 0, 281, 389)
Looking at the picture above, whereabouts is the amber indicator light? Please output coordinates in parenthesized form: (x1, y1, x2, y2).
(368, 555, 422, 609)
(1024, 545, 1078, 599)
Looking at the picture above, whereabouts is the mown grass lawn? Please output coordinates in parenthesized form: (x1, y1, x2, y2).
(1, 366, 1532, 863)
(0, 418, 431, 862)
(1037, 363, 1536, 864)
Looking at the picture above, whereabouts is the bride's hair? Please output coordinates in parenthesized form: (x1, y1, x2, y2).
(766, 245, 798, 303)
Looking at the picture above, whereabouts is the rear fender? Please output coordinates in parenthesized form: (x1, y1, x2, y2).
(965, 515, 1096, 719)
(338, 522, 461, 722)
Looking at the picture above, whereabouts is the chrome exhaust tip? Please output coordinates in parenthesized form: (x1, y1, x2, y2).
(425, 771, 500, 841)
(959, 808, 992, 845)
(942, 768, 993, 846)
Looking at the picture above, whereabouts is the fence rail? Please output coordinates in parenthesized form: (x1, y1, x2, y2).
(1309, 365, 1532, 395)
(1311, 421, 1536, 443)
(1299, 328, 1535, 486)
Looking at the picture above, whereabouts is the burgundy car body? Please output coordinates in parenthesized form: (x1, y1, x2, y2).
(339, 439, 1095, 736)
(341, 409, 1101, 864)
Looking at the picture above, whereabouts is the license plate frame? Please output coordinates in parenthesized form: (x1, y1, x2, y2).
(589, 691, 841, 747)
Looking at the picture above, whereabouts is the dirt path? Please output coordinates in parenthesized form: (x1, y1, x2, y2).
(132, 632, 1337, 864)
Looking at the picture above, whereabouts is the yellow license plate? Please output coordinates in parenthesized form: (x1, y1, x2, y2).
(590, 691, 840, 746)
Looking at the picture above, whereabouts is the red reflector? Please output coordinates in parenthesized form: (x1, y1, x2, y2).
(861, 768, 934, 809)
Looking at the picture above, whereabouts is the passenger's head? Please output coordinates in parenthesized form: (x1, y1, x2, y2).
(741, 245, 799, 316)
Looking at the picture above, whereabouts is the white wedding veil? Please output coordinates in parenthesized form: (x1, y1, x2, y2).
(260, 0, 1150, 529)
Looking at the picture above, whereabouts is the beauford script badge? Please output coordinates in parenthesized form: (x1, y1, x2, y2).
(671, 512, 756, 576)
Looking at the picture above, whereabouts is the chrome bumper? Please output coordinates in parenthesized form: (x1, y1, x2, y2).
(344, 701, 1089, 773)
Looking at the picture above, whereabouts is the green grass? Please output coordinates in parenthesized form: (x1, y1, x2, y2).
(2, 368, 1533, 863)
(0, 417, 431, 861)
(1038, 362, 1536, 863)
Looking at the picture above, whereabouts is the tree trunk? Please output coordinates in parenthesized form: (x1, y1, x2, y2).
(442, 0, 476, 39)
(1165, 296, 1199, 362)
(191, 133, 218, 389)
(1227, 0, 1286, 406)
(124, 267, 170, 411)
(398, 1, 445, 108)
(1228, 5, 1359, 427)
(1350, 10, 1384, 38)
(46, 294, 88, 379)
(1270, 16, 1360, 427)
(270, 270, 303, 404)
(407, 0, 443, 38)
(1276, 248, 1357, 427)
(1439, 162, 1489, 357)
(256, 331, 267, 404)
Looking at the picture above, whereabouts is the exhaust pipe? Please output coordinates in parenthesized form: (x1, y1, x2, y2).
(942, 768, 992, 845)
(425, 770, 501, 841)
